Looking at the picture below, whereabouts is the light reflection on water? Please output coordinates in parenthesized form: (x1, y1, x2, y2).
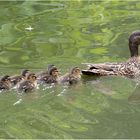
(0, 0, 140, 139)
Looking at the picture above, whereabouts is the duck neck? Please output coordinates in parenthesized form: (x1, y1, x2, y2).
(129, 42, 138, 57)
(129, 32, 140, 57)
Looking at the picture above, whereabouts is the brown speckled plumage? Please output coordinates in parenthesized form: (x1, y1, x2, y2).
(82, 31, 140, 78)
(10, 69, 30, 86)
(17, 73, 37, 93)
(0, 75, 11, 90)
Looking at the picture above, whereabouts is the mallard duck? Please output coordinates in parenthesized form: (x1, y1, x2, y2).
(38, 66, 59, 84)
(82, 31, 140, 78)
(59, 67, 81, 85)
(10, 69, 30, 86)
(0, 75, 12, 90)
(17, 73, 37, 93)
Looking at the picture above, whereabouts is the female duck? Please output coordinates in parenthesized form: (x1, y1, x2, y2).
(17, 73, 37, 93)
(82, 31, 140, 78)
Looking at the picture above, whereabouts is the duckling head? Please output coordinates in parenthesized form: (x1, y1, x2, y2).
(21, 69, 30, 78)
(1, 75, 11, 82)
(71, 67, 81, 78)
(48, 67, 59, 77)
(0, 75, 12, 89)
(27, 73, 37, 82)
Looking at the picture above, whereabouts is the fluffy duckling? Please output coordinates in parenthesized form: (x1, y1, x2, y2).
(17, 73, 37, 93)
(0, 75, 12, 91)
(37, 64, 56, 78)
(38, 66, 59, 84)
(59, 67, 81, 85)
(10, 69, 30, 87)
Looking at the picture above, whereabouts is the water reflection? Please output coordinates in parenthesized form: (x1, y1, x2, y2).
(128, 84, 140, 104)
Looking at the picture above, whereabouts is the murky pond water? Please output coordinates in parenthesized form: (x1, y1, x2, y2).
(0, 0, 140, 139)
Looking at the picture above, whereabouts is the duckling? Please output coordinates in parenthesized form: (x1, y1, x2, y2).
(82, 31, 140, 78)
(10, 69, 30, 86)
(37, 64, 56, 79)
(17, 73, 37, 93)
(39, 66, 59, 84)
(59, 67, 81, 85)
(0, 75, 12, 91)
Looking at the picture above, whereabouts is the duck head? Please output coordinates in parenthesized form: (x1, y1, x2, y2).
(129, 31, 140, 57)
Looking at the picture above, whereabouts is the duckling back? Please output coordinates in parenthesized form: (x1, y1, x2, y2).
(17, 73, 37, 93)
(10, 75, 23, 86)
(17, 80, 35, 93)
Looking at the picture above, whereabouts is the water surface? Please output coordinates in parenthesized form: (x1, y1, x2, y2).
(0, 0, 140, 139)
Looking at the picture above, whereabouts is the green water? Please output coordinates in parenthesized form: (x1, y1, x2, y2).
(0, 0, 140, 139)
